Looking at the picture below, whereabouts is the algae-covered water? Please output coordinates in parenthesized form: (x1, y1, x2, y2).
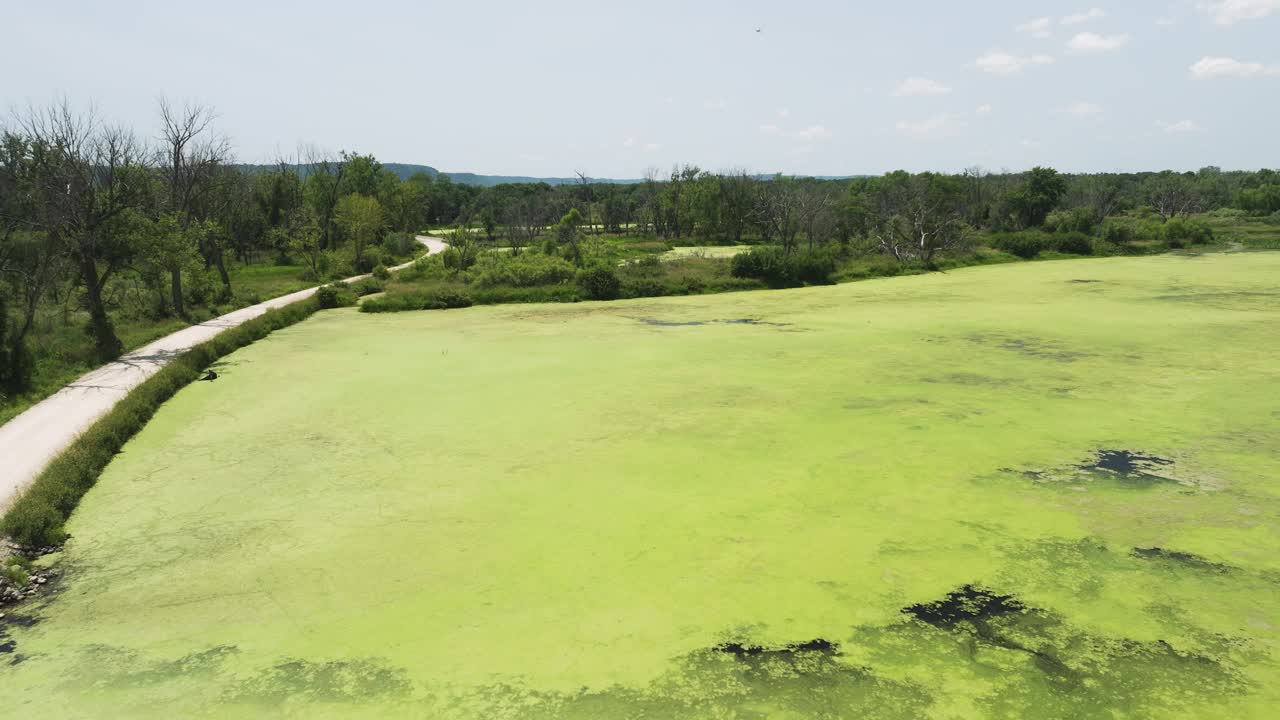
(2, 253, 1279, 718)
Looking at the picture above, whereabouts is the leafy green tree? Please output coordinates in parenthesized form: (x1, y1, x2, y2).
(556, 208, 585, 266)
(335, 194, 384, 271)
(1007, 167, 1067, 228)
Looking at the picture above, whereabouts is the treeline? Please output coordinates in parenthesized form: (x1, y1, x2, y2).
(465, 165, 1280, 254)
(0, 103, 469, 397)
(3, 101, 1280, 400)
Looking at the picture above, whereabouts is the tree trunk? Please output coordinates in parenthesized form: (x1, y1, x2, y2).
(170, 268, 185, 317)
(213, 249, 232, 299)
(79, 256, 123, 360)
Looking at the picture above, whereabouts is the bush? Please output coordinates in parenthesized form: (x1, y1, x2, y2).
(1162, 218, 1214, 245)
(990, 231, 1052, 259)
(360, 289, 473, 313)
(471, 252, 576, 288)
(372, 264, 390, 280)
(1053, 231, 1094, 255)
(1265, 210, 1280, 227)
(577, 265, 621, 300)
(1100, 222, 1135, 245)
(349, 277, 384, 296)
(382, 232, 417, 257)
(316, 282, 356, 309)
(1044, 208, 1095, 235)
(1, 298, 320, 545)
(730, 246, 834, 287)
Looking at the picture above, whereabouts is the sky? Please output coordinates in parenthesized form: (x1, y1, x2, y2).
(3, 0, 1279, 177)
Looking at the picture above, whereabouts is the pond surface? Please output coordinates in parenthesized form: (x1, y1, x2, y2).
(2, 253, 1278, 718)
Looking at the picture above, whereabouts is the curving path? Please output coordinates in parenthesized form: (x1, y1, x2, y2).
(0, 235, 448, 513)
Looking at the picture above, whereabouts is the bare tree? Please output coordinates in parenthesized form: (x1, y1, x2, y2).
(866, 172, 970, 267)
(157, 99, 232, 313)
(754, 175, 802, 253)
(1142, 172, 1201, 222)
(16, 103, 149, 359)
(796, 182, 835, 251)
(300, 144, 348, 249)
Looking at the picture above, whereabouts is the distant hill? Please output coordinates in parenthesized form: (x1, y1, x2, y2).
(239, 162, 859, 186)
(382, 163, 642, 186)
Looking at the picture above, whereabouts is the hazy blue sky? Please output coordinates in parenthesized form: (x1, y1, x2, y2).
(4, 0, 1278, 176)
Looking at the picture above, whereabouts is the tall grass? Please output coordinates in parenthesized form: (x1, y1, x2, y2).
(1, 297, 322, 546)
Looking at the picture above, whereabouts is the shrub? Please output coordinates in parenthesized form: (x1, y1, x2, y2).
(1044, 208, 1095, 235)
(1053, 231, 1094, 255)
(1162, 218, 1214, 245)
(471, 252, 576, 288)
(990, 231, 1051, 259)
(316, 282, 356, 309)
(731, 246, 834, 287)
(577, 265, 621, 300)
(349, 277, 384, 296)
(382, 232, 417, 257)
(1100, 222, 1135, 245)
(372, 264, 391, 280)
(1265, 210, 1280, 227)
(360, 289, 473, 312)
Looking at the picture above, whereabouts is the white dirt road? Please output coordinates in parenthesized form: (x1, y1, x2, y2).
(0, 235, 447, 513)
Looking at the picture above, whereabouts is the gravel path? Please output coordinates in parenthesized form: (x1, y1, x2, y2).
(0, 235, 447, 513)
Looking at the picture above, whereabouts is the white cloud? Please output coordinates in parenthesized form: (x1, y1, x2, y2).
(975, 49, 1055, 74)
(1019, 139, 1042, 148)
(761, 123, 833, 141)
(1158, 119, 1201, 134)
(892, 77, 953, 96)
(703, 98, 727, 110)
(623, 137, 637, 148)
(777, 108, 790, 118)
(1061, 8, 1108, 24)
(1067, 32, 1131, 52)
(1017, 17, 1052, 38)
(643, 143, 661, 152)
(795, 125, 832, 141)
(1156, 16, 1176, 25)
(1189, 55, 1280, 77)
(1200, 0, 1280, 25)
(896, 113, 962, 140)
(975, 104, 993, 114)
(1064, 101, 1105, 117)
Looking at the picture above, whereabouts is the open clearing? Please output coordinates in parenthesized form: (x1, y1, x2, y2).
(659, 245, 752, 261)
(2, 253, 1278, 718)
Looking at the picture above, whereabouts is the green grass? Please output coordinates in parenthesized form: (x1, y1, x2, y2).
(0, 262, 317, 426)
(2, 251, 1278, 717)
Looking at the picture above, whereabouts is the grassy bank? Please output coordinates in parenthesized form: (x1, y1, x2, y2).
(0, 297, 324, 546)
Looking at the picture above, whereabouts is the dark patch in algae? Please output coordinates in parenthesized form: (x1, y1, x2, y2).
(894, 583, 1249, 716)
(1133, 547, 1231, 573)
(1080, 449, 1174, 476)
(638, 317, 793, 328)
(230, 657, 412, 705)
(714, 637, 839, 658)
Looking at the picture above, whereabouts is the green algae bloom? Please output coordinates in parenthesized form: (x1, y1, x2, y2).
(2, 252, 1278, 718)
